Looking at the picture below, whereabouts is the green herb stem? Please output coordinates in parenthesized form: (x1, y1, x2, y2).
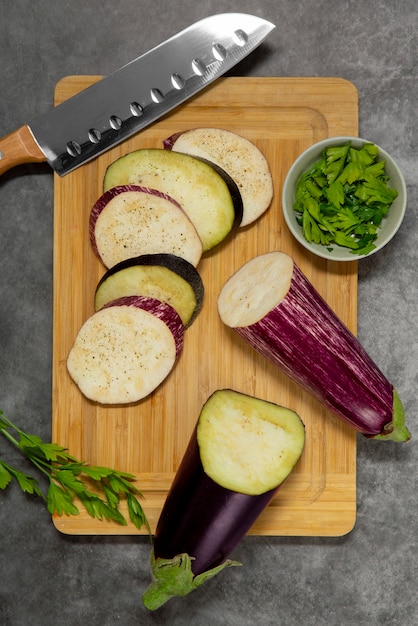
(0, 409, 151, 534)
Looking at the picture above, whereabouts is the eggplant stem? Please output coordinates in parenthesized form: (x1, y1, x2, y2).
(142, 552, 241, 610)
(372, 388, 411, 442)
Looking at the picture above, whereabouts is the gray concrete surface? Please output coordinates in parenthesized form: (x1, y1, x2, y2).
(0, 2, 417, 624)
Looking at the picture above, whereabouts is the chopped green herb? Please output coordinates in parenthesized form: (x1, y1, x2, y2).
(0, 410, 150, 533)
(293, 141, 398, 255)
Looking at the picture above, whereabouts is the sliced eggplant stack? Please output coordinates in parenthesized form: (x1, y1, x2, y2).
(94, 253, 204, 328)
(142, 389, 305, 610)
(164, 127, 273, 227)
(103, 148, 243, 252)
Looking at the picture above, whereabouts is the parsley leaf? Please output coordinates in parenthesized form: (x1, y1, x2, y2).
(0, 461, 12, 489)
(47, 481, 80, 516)
(325, 181, 345, 209)
(0, 410, 150, 533)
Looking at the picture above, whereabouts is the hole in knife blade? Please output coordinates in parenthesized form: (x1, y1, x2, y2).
(192, 58, 206, 76)
(109, 115, 122, 130)
(66, 141, 81, 157)
(171, 73, 185, 90)
(130, 102, 143, 116)
(233, 29, 248, 46)
(88, 128, 101, 144)
(150, 88, 164, 103)
(212, 43, 227, 61)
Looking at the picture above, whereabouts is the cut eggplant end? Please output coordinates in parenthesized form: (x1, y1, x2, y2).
(142, 552, 241, 611)
(218, 251, 410, 442)
(217, 251, 294, 327)
(94, 254, 204, 328)
(371, 388, 411, 442)
(67, 296, 183, 404)
(143, 389, 304, 609)
(197, 389, 305, 495)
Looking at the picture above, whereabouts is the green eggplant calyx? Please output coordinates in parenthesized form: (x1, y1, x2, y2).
(142, 551, 241, 611)
(373, 388, 411, 442)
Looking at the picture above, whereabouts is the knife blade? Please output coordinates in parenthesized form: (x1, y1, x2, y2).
(0, 13, 274, 177)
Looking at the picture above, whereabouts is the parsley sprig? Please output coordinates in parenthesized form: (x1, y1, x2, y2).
(0, 410, 150, 534)
(293, 141, 398, 255)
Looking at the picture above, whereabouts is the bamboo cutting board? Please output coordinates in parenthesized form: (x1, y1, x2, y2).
(52, 76, 358, 536)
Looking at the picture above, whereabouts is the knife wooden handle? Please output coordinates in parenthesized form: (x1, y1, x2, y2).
(0, 125, 46, 175)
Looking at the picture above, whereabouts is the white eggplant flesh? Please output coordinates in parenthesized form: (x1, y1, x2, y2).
(217, 251, 410, 442)
(164, 127, 273, 227)
(67, 295, 183, 405)
(89, 185, 203, 269)
(102, 148, 243, 252)
(197, 389, 305, 495)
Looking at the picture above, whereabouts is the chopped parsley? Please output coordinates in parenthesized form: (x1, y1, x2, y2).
(293, 141, 398, 256)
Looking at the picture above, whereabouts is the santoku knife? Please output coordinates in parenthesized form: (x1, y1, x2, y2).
(0, 13, 275, 177)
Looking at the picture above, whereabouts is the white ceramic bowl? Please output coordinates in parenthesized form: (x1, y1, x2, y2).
(282, 136, 407, 261)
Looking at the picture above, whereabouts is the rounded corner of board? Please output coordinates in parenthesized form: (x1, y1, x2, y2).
(334, 512, 358, 538)
(51, 514, 75, 535)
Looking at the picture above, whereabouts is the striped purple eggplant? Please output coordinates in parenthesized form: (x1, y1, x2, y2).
(142, 389, 305, 610)
(217, 251, 410, 442)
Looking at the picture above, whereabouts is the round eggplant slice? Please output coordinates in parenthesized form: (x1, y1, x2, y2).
(89, 185, 203, 269)
(67, 295, 184, 405)
(94, 253, 204, 328)
(164, 127, 273, 227)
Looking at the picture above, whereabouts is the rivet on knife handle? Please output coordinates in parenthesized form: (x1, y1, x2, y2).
(0, 126, 46, 175)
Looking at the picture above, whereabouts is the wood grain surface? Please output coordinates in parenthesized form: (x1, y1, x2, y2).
(52, 76, 358, 536)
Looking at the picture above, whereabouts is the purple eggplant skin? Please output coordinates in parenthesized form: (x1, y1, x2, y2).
(229, 261, 410, 442)
(152, 428, 277, 576)
(142, 388, 305, 610)
(101, 294, 184, 357)
(142, 427, 278, 611)
(162, 132, 182, 150)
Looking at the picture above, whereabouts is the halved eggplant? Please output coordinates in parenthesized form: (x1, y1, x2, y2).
(67, 295, 184, 405)
(164, 127, 273, 227)
(103, 148, 243, 252)
(89, 184, 203, 269)
(94, 253, 204, 328)
(142, 389, 305, 610)
(217, 251, 410, 442)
